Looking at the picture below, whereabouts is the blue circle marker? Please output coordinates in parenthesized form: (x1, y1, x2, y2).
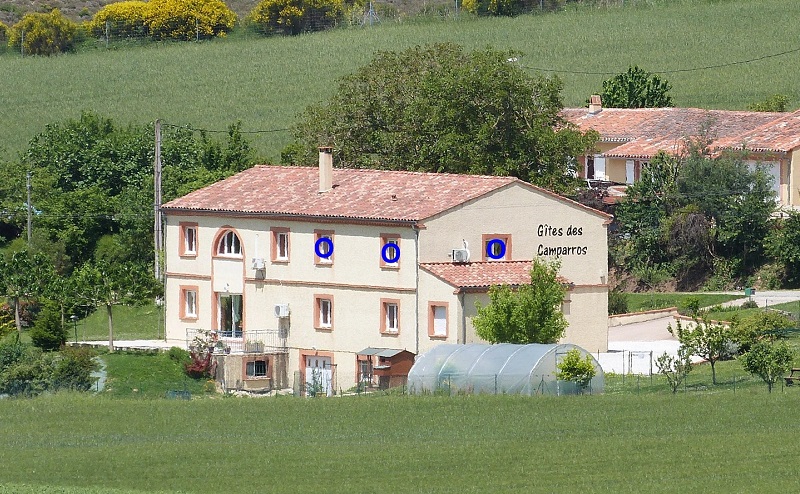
(315, 238, 334, 259)
(381, 242, 401, 263)
(486, 239, 506, 259)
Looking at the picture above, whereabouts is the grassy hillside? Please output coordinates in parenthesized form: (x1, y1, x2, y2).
(1, 391, 799, 492)
(3, 0, 799, 162)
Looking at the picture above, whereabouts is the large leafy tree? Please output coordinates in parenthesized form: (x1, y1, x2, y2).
(0, 250, 52, 334)
(76, 260, 161, 351)
(286, 43, 598, 194)
(474, 257, 568, 344)
(598, 65, 673, 108)
(11, 113, 254, 267)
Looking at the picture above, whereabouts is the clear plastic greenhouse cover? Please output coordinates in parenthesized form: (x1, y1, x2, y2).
(407, 343, 604, 396)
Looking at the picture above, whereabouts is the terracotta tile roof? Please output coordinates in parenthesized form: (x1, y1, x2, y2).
(162, 165, 611, 223)
(561, 107, 784, 159)
(163, 166, 516, 222)
(714, 108, 800, 153)
(420, 260, 570, 292)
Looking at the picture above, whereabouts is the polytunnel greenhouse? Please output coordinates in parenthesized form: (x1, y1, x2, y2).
(407, 343, 604, 396)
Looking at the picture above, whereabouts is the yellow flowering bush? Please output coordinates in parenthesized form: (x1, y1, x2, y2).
(0, 21, 7, 44)
(248, 0, 343, 36)
(86, 1, 150, 38)
(7, 9, 78, 56)
(146, 0, 237, 40)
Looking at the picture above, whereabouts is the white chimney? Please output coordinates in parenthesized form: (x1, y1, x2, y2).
(588, 94, 602, 114)
(318, 146, 333, 193)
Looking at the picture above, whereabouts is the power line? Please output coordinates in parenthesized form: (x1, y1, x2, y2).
(520, 45, 800, 76)
(160, 122, 290, 135)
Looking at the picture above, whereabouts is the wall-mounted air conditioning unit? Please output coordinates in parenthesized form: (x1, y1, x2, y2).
(274, 303, 290, 318)
(452, 249, 470, 263)
(252, 258, 266, 270)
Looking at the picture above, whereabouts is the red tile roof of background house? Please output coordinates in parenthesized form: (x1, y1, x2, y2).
(561, 107, 785, 159)
(713, 109, 800, 153)
(420, 260, 571, 292)
(162, 165, 611, 223)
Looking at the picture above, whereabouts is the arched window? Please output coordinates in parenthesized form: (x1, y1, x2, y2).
(217, 230, 242, 256)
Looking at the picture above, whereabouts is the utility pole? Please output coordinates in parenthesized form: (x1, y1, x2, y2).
(26, 171, 32, 246)
(154, 119, 163, 281)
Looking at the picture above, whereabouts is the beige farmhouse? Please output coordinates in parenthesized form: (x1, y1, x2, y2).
(162, 149, 611, 394)
(563, 97, 800, 207)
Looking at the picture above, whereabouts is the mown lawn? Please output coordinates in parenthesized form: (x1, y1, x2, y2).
(624, 292, 741, 313)
(0, 391, 799, 493)
(76, 304, 164, 342)
(2, 0, 800, 161)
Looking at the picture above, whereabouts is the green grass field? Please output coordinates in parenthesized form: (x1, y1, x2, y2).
(76, 304, 164, 342)
(3, 0, 800, 162)
(1, 391, 799, 493)
(624, 292, 741, 313)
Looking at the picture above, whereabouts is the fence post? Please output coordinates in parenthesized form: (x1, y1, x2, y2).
(196, 18, 200, 42)
(20, 29, 24, 57)
(105, 20, 110, 49)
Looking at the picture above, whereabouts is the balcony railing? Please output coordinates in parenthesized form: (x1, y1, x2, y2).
(186, 328, 287, 354)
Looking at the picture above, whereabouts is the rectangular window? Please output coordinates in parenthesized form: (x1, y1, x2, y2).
(271, 227, 290, 262)
(381, 299, 400, 334)
(481, 234, 512, 261)
(380, 233, 400, 269)
(246, 360, 268, 378)
(217, 293, 243, 338)
(428, 302, 448, 338)
(314, 230, 335, 265)
(314, 294, 333, 330)
(180, 286, 199, 320)
(179, 223, 198, 257)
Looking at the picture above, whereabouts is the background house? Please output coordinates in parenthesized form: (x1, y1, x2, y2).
(162, 149, 611, 394)
(563, 98, 800, 207)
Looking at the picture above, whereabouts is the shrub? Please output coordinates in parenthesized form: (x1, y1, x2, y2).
(678, 296, 701, 317)
(7, 9, 78, 56)
(739, 341, 794, 393)
(0, 300, 40, 330)
(731, 310, 793, 352)
(740, 300, 759, 309)
(30, 302, 68, 351)
(248, 0, 343, 36)
(556, 349, 596, 392)
(608, 288, 628, 315)
(461, 0, 562, 16)
(146, 0, 237, 40)
(52, 346, 97, 391)
(168, 346, 191, 364)
(0, 346, 54, 396)
(86, 1, 150, 39)
(0, 21, 8, 43)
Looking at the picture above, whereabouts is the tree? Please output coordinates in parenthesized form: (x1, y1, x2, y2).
(76, 260, 159, 351)
(748, 94, 789, 113)
(669, 316, 731, 385)
(0, 250, 51, 334)
(287, 43, 598, 195)
(474, 257, 568, 344)
(29, 302, 67, 351)
(765, 210, 800, 286)
(739, 341, 794, 393)
(556, 348, 596, 392)
(655, 348, 693, 394)
(598, 65, 673, 108)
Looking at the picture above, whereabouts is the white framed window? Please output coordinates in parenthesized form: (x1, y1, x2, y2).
(314, 230, 334, 265)
(315, 294, 333, 330)
(185, 290, 197, 318)
(184, 226, 197, 255)
(271, 227, 290, 262)
(217, 230, 242, 256)
(380, 234, 400, 268)
(180, 286, 198, 320)
(429, 303, 447, 338)
(381, 300, 399, 334)
(217, 293, 243, 338)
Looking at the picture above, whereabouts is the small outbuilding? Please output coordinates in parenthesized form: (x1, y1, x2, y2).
(407, 343, 604, 396)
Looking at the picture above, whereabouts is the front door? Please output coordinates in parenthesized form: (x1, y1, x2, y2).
(305, 356, 333, 396)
